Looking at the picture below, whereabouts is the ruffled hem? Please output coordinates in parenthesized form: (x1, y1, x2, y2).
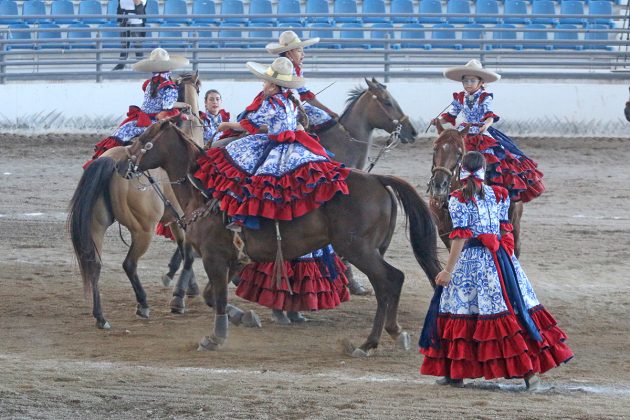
(464, 134, 545, 203)
(419, 306, 573, 380)
(235, 256, 350, 311)
(155, 222, 174, 240)
(83, 136, 124, 168)
(194, 148, 350, 220)
(449, 227, 473, 239)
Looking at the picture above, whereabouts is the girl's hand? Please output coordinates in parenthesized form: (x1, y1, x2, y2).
(217, 122, 231, 131)
(431, 118, 439, 126)
(435, 270, 452, 287)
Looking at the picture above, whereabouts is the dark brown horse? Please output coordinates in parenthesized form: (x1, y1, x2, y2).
(427, 122, 523, 256)
(115, 117, 441, 355)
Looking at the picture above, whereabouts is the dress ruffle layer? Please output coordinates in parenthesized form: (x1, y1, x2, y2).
(465, 134, 545, 203)
(420, 306, 573, 380)
(155, 222, 174, 240)
(194, 148, 350, 220)
(236, 256, 350, 312)
(83, 136, 124, 169)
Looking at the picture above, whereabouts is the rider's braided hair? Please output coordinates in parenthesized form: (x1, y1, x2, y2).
(287, 91, 309, 130)
(461, 151, 486, 202)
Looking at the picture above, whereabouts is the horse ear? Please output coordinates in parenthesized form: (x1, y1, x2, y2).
(459, 123, 471, 136)
(435, 119, 444, 134)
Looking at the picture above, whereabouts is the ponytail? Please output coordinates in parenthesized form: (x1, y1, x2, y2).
(288, 92, 309, 130)
(459, 151, 486, 202)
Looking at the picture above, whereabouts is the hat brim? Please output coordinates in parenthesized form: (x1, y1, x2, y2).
(444, 66, 501, 83)
(246, 61, 305, 89)
(132, 55, 190, 72)
(265, 38, 320, 55)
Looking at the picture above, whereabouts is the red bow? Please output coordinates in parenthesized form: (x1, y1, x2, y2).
(269, 130, 329, 158)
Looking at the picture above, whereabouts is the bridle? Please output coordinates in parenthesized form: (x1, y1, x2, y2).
(366, 90, 409, 135)
(427, 142, 463, 205)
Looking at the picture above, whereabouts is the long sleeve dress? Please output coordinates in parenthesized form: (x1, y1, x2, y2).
(440, 88, 545, 202)
(420, 185, 573, 380)
(292, 64, 336, 132)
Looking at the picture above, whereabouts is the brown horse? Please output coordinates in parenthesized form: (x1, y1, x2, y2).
(116, 117, 441, 355)
(427, 122, 523, 256)
(67, 73, 212, 329)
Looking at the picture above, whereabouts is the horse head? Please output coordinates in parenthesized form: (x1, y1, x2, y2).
(364, 77, 418, 143)
(625, 86, 630, 122)
(428, 128, 465, 205)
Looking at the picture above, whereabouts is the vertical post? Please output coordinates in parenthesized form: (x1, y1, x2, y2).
(192, 32, 199, 73)
(384, 33, 391, 83)
(96, 31, 103, 83)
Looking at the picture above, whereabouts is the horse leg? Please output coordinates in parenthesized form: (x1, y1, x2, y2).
(122, 230, 152, 319)
(91, 219, 110, 329)
(170, 241, 195, 314)
(162, 247, 182, 287)
(198, 256, 231, 351)
(380, 262, 411, 350)
(509, 202, 524, 258)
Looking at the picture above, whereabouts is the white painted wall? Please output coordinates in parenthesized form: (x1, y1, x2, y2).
(0, 78, 627, 133)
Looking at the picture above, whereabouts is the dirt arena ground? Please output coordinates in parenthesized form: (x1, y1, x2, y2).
(0, 133, 629, 419)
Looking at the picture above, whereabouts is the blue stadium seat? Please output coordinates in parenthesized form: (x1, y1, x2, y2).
(363, 0, 388, 23)
(339, 22, 370, 48)
(489, 23, 522, 50)
(584, 23, 612, 49)
(430, 22, 461, 49)
(0, 0, 20, 25)
(188, 23, 218, 48)
(522, 23, 553, 49)
(192, 0, 219, 24)
(400, 23, 427, 48)
(249, 0, 275, 24)
(419, 0, 444, 23)
(531, 0, 558, 25)
(391, 0, 416, 23)
(248, 22, 274, 46)
(159, 23, 187, 48)
(504, 0, 530, 25)
(51, 0, 78, 25)
(106, 0, 118, 22)
(334, 0, 361, 23)
(37, 23, 65, 49)
(446, 0, 473, 24)
(305, 0, 330, 23)
(278, 0, 303, 24)
(461, 22, 485, 48)
(145, 0, 163, 24)
(559, 0, 587, 25)
(163, 0, 191, 25)
(475, 0, 500, 24)
(276, 22, 304, 37)
(97, 22, 122, 48)
(78, 0, 106, 24)
(219, 22, 246, 46)
(67, 23, 94, 49)
(221, 0, 248, 24)
(588, 1, 614, 27)
(6, 23, 34, 50)
(307, 22, 341, 48)
(23, 0, 49, 24)
(554, 23, 583, 49)
(370, 22, 399, 48)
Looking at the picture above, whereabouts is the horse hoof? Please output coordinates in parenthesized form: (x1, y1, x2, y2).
(242, 310, 262, 328)
(170, 296, 185, 314)
(136, 305, 150, 319)
(395, 331, 411, 351)
(197, 335, 225, 351)
(96, 320, 111, 330)
(271, 310, 291, 325)
(287, 311, 307, 323)
(351, 348, 370, 357)
(162, 273, 173, 287)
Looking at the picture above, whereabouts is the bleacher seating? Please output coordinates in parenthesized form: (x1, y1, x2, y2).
(6, 23, 33, 49)
(554, 23, 583, 50)
(278, 0, 303, 24)
(531, 0, 558, 25)
(308, 22, 341, 48)
(163, 0, 191, 24)
(559, 0, 587, 25)
(220, 0, 247, 23)
(191, 0, 219, 24)
(419, 0, 443, 23)
(504, 0, 530, 25)
(522, 23, 553, 49)
(370, 22, 397, 48)
(97, 21, 121, 48)
(490, 23, 523, 49)
(248, 0, 275, 24)
(461, 22, 484, 48)
(51, 0, 77, 25)
(446, 0, 473, 24)
(37, 23, 64, 49)
(390, 0, 416, 23)
(339, 22, 369, 47)
(334, 0, 361, 23)
(475, 0, 500, 24)
(78, 0, 106, 24)
(588, 1, 614, 27)
(363, 0, 388, 23)
(0, 0, 21, 25)
(400, 23, 426, 48)
(67, 22, 93, 49)
(430, 22, 461, 49)
(23, 0, 49, 24)
(305, 0, 330, 23)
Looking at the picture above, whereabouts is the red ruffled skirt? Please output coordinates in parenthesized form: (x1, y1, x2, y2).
(155, 222, 174, 240)
(465, 134, 544, 203)
(83, 136, 124, 169)
(236, 256, 350, 312)
(194, 147, 350, 220)
(420, 305, 573, 380)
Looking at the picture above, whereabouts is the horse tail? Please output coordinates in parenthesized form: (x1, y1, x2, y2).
(374, 174, 442, 287)
(67, 158, 116, 296)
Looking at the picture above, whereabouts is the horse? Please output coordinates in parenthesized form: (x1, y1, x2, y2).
(117, 117, 441, 355)
(67, 73, 229, 329)
(427, 121, 524, 257)
(624, 87, 630, 122)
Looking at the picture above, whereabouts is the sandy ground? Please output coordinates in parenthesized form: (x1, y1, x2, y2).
(0, 133, 629, 419)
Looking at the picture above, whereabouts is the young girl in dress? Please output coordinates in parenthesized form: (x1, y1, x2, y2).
(84, 48, 190, 167)
(419, 151, 573, 390)
(195, 57, 350, 324)
(200, 89, 230, 146)
(432, 60, 544, 203)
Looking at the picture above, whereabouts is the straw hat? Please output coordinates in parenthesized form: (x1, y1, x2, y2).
(246, 57, 305, 89)
(265, 31, 320, 55)
(132, 48, 190, 72)
(444, 59, 501, 83)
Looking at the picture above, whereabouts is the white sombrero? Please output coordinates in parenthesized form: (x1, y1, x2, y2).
(132, 48, 190, 73)
(265, 31, 320, 55)
(444, 59, 501, 83)
(246, 57, 305, 89)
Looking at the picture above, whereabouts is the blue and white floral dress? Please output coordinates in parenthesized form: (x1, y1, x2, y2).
(420, 185, 573, 380)
(441, 88, 545, 202)
(293, 64, 335, 131)
(200, 109, 230, 146)
(195, 90, 351, 311)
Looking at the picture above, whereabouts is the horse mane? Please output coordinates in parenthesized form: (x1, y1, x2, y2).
(433, 128, 465, 151)
(340, 86, 367, 119)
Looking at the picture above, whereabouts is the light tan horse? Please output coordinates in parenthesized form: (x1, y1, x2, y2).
(68, 73, 202, 329)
